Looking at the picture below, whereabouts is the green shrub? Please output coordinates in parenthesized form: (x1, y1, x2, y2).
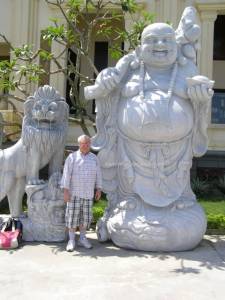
(0, 198, 9, 214)
(92, 199, 107, 224)
(216, 175, 225, 195)
(191, 177, 210, 197)
(207, 214, 225, 229)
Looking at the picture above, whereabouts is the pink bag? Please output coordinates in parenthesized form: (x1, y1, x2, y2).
(0, 218, 22, 249)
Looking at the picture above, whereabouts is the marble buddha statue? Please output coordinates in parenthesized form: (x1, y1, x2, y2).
(84, 7, 214, 251)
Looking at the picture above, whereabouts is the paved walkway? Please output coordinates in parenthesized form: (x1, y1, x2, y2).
(0, 232, 225, 300)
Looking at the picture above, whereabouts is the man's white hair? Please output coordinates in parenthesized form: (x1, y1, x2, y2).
(77, 134, 91, 143)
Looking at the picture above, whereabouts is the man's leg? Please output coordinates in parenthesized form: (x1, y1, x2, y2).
(78, 199, 93, 249)
(65, 196, 80, 252)
(66, 228, 76, 252)
(68, 229, 76, 241)
(79, 224, 86, 240)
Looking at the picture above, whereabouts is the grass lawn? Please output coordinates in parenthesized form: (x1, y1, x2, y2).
(198, 198, 225, 230)
(199, 200, 225, 215)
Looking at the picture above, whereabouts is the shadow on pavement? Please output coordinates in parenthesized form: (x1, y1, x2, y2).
(16, 233, 225, 275)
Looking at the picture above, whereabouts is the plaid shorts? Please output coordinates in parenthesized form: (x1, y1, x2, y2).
(65, 197, 93, 229)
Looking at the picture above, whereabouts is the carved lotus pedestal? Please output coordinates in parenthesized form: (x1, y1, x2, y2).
(98, 198, 207, 252)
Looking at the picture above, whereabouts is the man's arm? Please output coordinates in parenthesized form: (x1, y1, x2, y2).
(95, 188, 102, 201)
(63, 188, 70, 203)
(61, 154, 73, 202)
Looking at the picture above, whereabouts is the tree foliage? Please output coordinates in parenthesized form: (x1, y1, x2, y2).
(0, 0, 154, 136)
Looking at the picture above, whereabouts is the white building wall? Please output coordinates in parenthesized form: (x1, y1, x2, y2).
(0, 0, 12, 38)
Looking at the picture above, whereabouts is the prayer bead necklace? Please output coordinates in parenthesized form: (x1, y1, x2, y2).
(139, 60, 178, 101)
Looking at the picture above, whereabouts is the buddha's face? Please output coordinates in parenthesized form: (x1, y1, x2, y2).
(140, 23, 178, 68)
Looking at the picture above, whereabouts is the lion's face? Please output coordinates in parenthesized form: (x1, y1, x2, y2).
(22, 85, 69, 152)
(31, 99, 62, 128)
(24, 85, 69, 130)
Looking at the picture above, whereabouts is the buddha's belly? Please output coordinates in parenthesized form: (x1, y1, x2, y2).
(117, 92, 194, 142)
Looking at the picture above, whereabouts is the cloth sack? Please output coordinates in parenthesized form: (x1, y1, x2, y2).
(0, 218, 23, 249)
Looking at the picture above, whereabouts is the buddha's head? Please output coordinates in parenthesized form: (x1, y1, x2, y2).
(140, 23, 178, 68)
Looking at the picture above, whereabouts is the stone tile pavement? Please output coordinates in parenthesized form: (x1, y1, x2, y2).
(0, 233, 225, 300)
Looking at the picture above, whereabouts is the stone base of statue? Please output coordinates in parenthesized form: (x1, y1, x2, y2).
(20, 173, 66, 242)
(97, 197, 207, 252)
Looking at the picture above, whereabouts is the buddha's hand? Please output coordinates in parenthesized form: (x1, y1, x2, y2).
(97, 67, 121, 93)
(84, 68, 119, 100)
(187, 75, 214, 103)
(84, 53, 136, 100)
(98, 53, 136, 91)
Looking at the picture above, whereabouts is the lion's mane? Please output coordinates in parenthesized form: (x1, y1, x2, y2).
(22, 119, 66, 154)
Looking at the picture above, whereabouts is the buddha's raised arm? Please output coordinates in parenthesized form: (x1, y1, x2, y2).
(84, 52, 136, 100)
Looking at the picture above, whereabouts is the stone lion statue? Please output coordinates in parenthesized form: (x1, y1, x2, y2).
(0, 85, 69, 217)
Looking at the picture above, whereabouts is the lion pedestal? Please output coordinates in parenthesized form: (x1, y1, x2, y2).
(21, 173, 66, 242)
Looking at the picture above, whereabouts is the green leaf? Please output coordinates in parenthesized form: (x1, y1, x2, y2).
(49, 17, 59, 23)
(120, 0, 138, 13)
(39, 50, 53, 61)
(143, 12, 155, 23)
(42, 25, 66, 41)
(13, 45, 33, 58)
(109, 46, 123, 60)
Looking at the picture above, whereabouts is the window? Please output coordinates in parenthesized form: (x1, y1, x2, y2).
(92, 42, 108, 113)
(211, 89, 225, 124)
(213, 15, 225, 60)
(66, 48, 77, 114)
(94, 42, 108, 72)
(212, 15, 225, 124)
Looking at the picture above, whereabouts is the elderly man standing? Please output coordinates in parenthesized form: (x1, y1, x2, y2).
(61, 135, 102, 252)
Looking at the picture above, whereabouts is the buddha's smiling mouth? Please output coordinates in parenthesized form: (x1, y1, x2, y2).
(153, 50, 168, 56)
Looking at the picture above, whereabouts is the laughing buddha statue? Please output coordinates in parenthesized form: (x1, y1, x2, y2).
(85, 7, 214, 251)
